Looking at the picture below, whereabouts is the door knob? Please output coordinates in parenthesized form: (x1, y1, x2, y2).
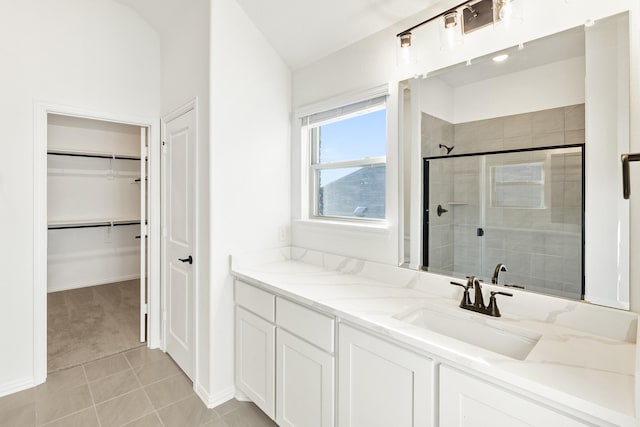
(178, 255, 193, 264)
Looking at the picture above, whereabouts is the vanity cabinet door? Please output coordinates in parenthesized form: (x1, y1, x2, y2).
(440, 366, 593, 427)
(338, 324, 434, 427)
(235, 306, 275, 420)
(276, 329, 334, 427)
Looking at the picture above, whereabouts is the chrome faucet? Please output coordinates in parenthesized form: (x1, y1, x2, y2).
(491, 263, 508, 284)
(450, 276, 512, 317)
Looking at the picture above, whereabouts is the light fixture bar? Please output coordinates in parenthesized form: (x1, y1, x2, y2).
(396, 0, 473, 38)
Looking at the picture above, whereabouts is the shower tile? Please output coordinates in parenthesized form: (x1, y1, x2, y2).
(503, 135, 533, 150)
(428, 248, 443, 268)
(476, 138, 504, 152)
(504, 113, 533, 138)
(564, 104, 585, 131)
(564, 207, 582, 225)
(505, 251, 532, 277)
(564, 181, 582, 207)
(565, 129, 585, 144)
(532, 108, 564, 134)
(475, 117, 504, 140)
(532, 131, 564, 147)
(454, 121, 477, 145)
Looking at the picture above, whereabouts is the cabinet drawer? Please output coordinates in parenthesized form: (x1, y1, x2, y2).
(235, 280, 275, 322)
(276, 297, 334, 353)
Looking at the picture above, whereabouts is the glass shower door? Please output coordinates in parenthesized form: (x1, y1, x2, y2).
(425, 155, 483, 277)
(482, 147, 583, 298)
(424, 146, 583, 299)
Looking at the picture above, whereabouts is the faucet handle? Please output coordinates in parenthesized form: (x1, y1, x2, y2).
(450, 281, 472, 307)
(487, 291, 513, 317)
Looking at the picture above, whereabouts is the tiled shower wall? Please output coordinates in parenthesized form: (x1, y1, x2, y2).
(422, 105, 585, 299)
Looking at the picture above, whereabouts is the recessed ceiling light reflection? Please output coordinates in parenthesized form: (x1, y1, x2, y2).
(492, 54, 509, 63)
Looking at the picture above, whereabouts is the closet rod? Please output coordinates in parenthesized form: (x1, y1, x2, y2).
(47, 151, 140, 161)
(48, 221, 141, 230)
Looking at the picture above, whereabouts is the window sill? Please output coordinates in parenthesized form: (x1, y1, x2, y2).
(293, 218, 391, 236)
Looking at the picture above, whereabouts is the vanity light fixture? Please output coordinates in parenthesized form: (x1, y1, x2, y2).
(496, 0, 513, 20)
(399, 33, 412, 48)
(396, 0, 520, 49)
(443, 11, 459, 29)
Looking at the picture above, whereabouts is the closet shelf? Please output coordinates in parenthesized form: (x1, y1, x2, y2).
(47, 148, 141, 160)
(48, 218, 142, 230)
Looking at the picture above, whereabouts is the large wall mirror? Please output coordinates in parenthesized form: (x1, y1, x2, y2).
(401, 12, 630, 309)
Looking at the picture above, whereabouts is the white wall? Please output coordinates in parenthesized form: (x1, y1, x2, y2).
(419, 77, 454, 123)
(155, 0, 212, 402)
(0, 0, 161, 397)
(208, 0, 292, 405)
(452, 57, 585, 123)
(291, 0, 640, 311)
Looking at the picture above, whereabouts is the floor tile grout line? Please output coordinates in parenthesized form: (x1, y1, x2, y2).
(152, 392, 194, 413)
(123, 348, 160, 425)
(137, 371, 185, 389)
(86, 366, 135, 386)
(36, 368, 98, 427)
(82, 363, 103, 427)
(90, 385, 144, 408)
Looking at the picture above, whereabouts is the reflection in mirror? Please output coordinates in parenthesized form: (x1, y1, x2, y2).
(401, 12, 630, 308)
(424, 146, 583, 300)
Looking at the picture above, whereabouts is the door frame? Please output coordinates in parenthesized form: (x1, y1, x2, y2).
(33, 101, 161, 385)
(160, 98, 199, 388)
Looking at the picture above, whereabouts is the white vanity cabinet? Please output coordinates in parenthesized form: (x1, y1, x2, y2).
(235, 282, 276, 419)
(439, 366, 597, 427)
(234, 278, 623, 427)
(275, 297, 335, 427)
(235, 280, 335, 426)
(338, 324, 434, 427)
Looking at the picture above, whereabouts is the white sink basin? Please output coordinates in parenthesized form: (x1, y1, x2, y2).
(394, 304, 541, 360)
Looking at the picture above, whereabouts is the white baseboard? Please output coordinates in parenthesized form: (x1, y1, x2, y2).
(235, 389, 251, 402)
(0, 377, 36, 398)
(47, 274, 141, 293)
(195, 383, 236, 409)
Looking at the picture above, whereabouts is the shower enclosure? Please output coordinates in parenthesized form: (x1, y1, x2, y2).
(423, 145, 584, 300)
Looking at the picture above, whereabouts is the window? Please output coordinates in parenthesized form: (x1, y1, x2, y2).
(491, 162, 545, 209)
(304, 96, 387, 220)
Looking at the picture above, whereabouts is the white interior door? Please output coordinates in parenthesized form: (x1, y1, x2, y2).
(140, 128, 147, 342)
(163, 109, 195, 379)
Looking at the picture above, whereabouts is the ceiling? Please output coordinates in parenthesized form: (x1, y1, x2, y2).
(432, 25, 585, 87)
(114, 0, 443, 70)
(113, 0, 184, 33)
(235, 0, 441, 70)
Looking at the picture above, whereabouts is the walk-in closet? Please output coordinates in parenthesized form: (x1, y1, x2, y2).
(46, 114, 148, 373)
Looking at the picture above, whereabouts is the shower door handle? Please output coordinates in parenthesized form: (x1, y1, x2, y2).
(622, 153, 640, 199)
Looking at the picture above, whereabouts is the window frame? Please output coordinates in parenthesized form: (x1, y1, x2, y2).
(304, 102, 388, 222)
(490, 161, 546, 209)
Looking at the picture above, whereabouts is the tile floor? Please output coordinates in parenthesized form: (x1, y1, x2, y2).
(48, 280, 144, 373)
(0, 347, 277, 427)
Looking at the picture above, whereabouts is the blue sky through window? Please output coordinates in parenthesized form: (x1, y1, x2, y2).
(319, 108, 386, 185)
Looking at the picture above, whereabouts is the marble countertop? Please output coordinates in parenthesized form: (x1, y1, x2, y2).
(231, 247, 639, 426)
